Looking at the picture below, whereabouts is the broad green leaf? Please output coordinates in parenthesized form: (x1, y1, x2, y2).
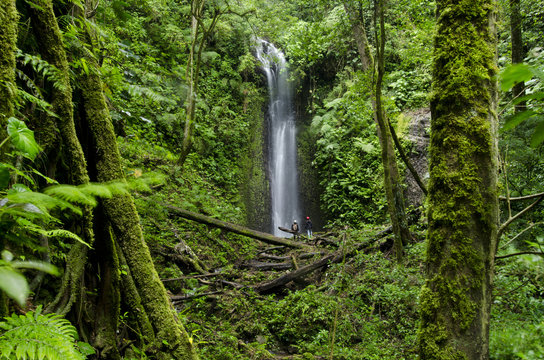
(0, 164, 10, 190)
(500, 64, 533, 92)
(502, 110, 538, 131)
(0, 266, 29, 306)
(6, 117, 41, 160)
(530, 120, 544, 147)
(2, 250, 14, 262)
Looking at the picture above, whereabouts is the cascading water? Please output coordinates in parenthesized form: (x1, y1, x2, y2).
(255, 39, 301, 236)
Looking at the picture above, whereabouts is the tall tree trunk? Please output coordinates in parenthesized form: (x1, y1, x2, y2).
(510, 0, 525, 111)
(343, 0, 410, 260)
(28, 0, 90, 186)
(0, 0, 17, 141)
(418, 0, 499, 359)
(78, 30, 198, 359)
(28, 0, 96, 320)
(0, 0, 19, 317)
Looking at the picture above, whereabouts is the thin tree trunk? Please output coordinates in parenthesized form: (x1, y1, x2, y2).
(510, 0, 525, 112)
(418, 0, 499, 358)
(343, 0, 410, 260)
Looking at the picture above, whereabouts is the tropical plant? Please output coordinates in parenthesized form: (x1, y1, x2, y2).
(0, 306, 94, 360)
(500, 61, 544, 147)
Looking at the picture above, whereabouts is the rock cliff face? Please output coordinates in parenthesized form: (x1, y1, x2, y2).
(404, 108, 431, 209)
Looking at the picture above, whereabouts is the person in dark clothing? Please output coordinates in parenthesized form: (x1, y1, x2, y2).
(291, 220, 299, 239)
(305, 216, 313, 238)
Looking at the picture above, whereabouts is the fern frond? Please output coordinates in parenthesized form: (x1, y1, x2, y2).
(0, 307, 88, 360)
(43, 229, 89, 248)
(17, 51, 67, 92)
(6, 191, 82, 216)
(77, 183, 113, 198)
(16, 89, 58, 118)
(43, 185, 97, 207)
(102, 181, 129, 195)
(128, 84, 176, 105)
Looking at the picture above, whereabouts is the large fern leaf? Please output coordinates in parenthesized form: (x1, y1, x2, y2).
(0, 307, 91, 360)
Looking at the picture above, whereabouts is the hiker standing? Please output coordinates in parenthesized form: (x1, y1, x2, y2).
(291, 220, 299, 239)
(305, 217, 313, 238)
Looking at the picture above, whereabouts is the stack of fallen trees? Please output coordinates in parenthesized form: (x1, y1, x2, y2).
(157, 204, 392, 301)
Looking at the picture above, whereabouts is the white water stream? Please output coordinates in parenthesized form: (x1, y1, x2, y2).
(255, 40, 301, 236)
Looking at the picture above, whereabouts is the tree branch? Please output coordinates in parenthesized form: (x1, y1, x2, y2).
(387, 119, 427, 195)
(495, 251, 544, 260)
(499, 191, 544, 201)
(498, 195, 544, 237)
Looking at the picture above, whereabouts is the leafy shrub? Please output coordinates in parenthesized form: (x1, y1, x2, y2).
(0, 306, 94, 360)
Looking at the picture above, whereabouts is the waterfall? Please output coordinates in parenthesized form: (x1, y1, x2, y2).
(255, 39, 301, 236)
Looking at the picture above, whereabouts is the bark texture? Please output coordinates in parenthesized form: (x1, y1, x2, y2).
(78, 46, 198, 360)
(418, 0, 499, 358)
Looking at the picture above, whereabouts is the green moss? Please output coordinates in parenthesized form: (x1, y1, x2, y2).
(79, 49, 198, 359)
(240, 87, 269, 231)
(0, 0, 18, 142)
(418, 0, 499, 358)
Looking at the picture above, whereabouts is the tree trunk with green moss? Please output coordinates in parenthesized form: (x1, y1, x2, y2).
(418, 0, 499, 358)
(78, 38, 198, 360)
(27, 1, 97, 325)
(343, 0, 410, 260)
(0, 0, 17, 141)
(28, 0, 90, 185)
(0, 0, 19, 317)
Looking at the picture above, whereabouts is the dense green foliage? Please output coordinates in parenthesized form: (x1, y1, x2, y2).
(1, 0, 543, 358)
(0, 306, 94, 360)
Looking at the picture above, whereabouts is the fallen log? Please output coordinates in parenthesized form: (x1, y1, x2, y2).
(253, 254, 335, 293)
(253, 232, 391, 294)
(259, 252, 325, 261)
(164, 204, 309, 249)
(242, 261, 293, 271)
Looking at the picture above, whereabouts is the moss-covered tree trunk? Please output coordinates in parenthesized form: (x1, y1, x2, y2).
(418, 0, 499, 359)
(0, 0, 19, 317)
(343, 0, 410, 260)
(28, 0, 90, 185)
(78, 32, 198, 360)
(0, 0, 17, 140)
(27, 0, 96, 322)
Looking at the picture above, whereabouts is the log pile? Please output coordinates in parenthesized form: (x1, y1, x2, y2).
(153, 205, 392, 302)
